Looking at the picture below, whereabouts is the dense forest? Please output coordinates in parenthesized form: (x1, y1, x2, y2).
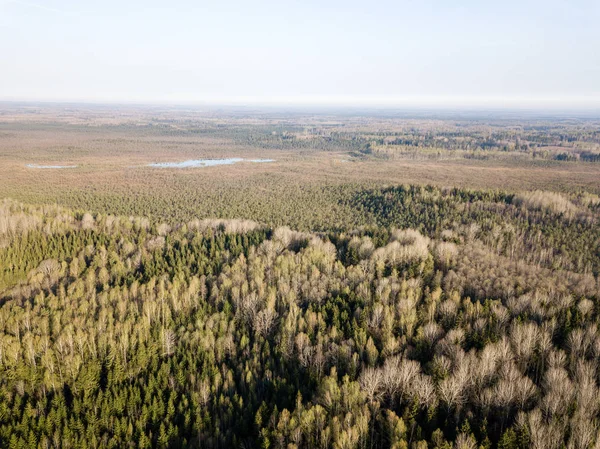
(1, 181, 599, 448)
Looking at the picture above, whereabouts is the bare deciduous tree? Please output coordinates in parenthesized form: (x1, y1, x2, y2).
(162, 329, 176, 356)
(359, 367, 383, 402)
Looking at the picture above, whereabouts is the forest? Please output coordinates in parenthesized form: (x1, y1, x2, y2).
(0, 105, 600, 448)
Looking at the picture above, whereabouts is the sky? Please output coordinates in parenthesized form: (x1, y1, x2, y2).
(1, 0, 599, 108)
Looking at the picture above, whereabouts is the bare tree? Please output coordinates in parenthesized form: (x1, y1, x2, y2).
(526, 409, 566, 449)
(567, 414, 599, 449)
(510, 322, 538, 371)
(541, 367, 575, 418)
(253, 309, 277, 337)
(454, 433, 477, 449)
(359, 367, 383, 402)
(381, 357, 420, 402)
(162, 329, 176, 356)
(491, 362, 536, 411)
(81, 213, 95, 230)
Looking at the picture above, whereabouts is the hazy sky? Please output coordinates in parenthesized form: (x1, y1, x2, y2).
(1, 0, 599, 108)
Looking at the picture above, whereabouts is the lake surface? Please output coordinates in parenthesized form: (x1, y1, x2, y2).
(26, 164, 77, 169)
(148, 158, 274, 168)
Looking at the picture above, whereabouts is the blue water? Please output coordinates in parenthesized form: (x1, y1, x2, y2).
(26, 164, 77, 169)
(148, 158, 274, 168)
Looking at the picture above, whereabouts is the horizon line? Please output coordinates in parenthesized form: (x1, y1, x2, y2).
(2, 95, 600, 111)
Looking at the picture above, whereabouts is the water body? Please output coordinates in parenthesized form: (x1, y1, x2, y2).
(26, 164, 77, 169)
(148, 158, 274, 168)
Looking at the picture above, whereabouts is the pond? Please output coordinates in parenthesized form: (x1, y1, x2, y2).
(26, 164, 77, 169)
(147, 158, 274, 168)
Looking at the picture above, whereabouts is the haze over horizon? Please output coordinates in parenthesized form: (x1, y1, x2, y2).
(1, 0, 599, 109)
